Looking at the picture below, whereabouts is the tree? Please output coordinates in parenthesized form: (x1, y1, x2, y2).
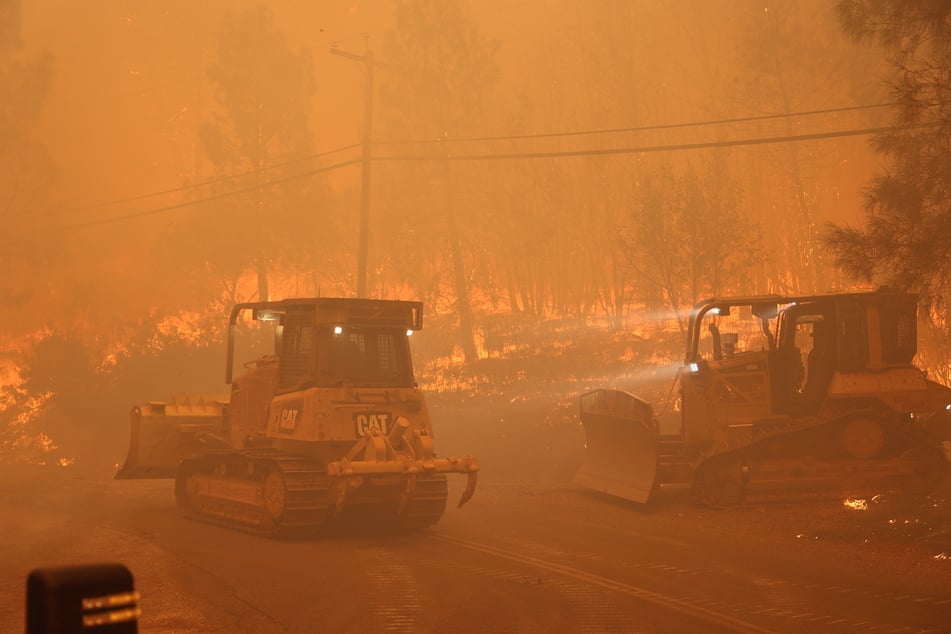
(169, 5, 328, 303)
(826, 0, 951, 295)
(621, 155, 760, 332)
(825, 0, 951, 380)
(377, 0, 499, 362)
(733, 0, 884, 293)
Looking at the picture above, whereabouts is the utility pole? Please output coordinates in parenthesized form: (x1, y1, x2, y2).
(330, 41, 376, 298)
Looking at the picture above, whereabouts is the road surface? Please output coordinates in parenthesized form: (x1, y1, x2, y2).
(2, 465, 950, 633)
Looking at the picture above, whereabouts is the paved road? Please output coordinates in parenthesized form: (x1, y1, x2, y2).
(2, 466, 950, 633)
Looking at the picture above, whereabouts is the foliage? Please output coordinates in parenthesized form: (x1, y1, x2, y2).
(0, 371, 54, 466)
(167, 4, 330, 301)
(733, 0, 884, 293)
(377, 0, 499, 360)
(826, 0, 951, 296)
(825, 0, 951, 380)
(621, 155, 761, 331)
(0, 317, 231, 471)
(0, 335, 100, 468)
(0, 290, 235, 469)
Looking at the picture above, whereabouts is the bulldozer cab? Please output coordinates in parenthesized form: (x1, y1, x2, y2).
(227, 298, 422, 389)
(684, 290, 922, 426)
(312, 326, 415, 388)
(118, 298, 425, 479)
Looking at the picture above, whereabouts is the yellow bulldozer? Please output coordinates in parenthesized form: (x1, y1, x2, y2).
(116, 297, 478, 536)
(576, 289, 951, 505)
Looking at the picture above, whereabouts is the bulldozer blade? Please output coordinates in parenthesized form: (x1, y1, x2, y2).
(575, 389, 659, 504)
(115, 394, 229, 480)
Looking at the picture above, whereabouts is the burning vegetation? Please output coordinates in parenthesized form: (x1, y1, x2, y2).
(2, 1, 950, 473)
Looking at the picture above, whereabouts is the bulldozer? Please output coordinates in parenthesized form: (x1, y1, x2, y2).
(576, 289, 951, 506)
(116, 297, 478, 536)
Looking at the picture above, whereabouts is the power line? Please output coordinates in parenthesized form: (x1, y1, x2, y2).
(64, 121, 928, 230)
(50, 143, 362, 216)
(54, 102, 888, 217)
(374, 124, 919, 162)
(64, 157, 362, 230)
(373, 102, 896, 145)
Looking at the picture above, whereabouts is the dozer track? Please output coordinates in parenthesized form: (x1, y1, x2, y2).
(396, 474, 449, 530)
(176, 449, 330, 538)
(329, 473, 450, 533)
(176, 450, 454, 537)
(691, 411, 949, 507)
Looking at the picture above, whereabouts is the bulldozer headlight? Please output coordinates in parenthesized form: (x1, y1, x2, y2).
(689, 362, 700, 373)
(406, 329, 414, 337)
(333, 326, 343, 335)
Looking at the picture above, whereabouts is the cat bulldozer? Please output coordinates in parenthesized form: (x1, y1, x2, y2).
(576, 289, 951, 505)
(116, 297, 478, 536)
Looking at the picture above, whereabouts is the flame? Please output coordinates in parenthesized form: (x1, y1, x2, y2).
(843, 498, 868, 511)
(0, 341, 70, 466)
(154, 310, 210, 347)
